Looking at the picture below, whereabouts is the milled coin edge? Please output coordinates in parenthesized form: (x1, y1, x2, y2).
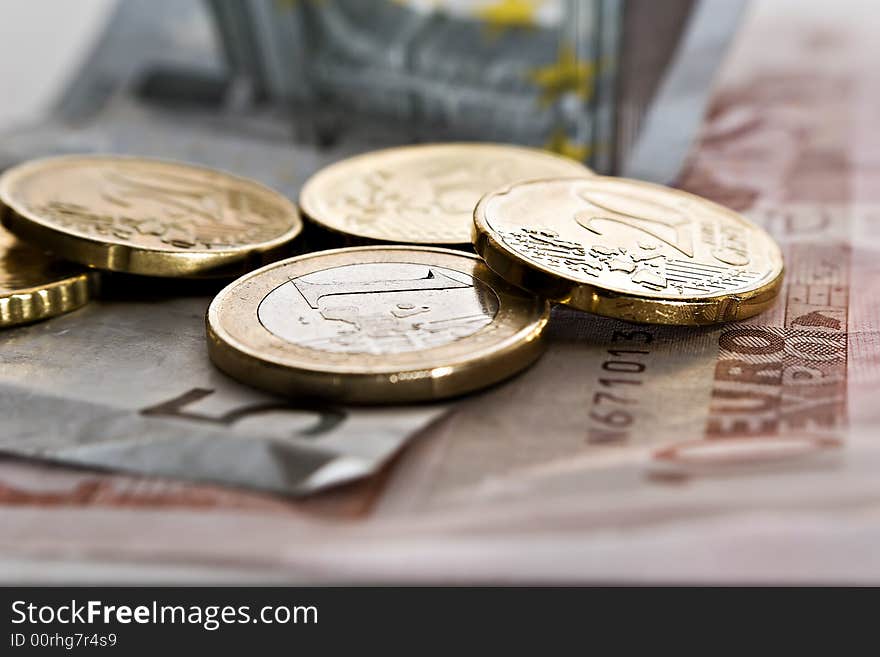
(0, 269, 97, 328)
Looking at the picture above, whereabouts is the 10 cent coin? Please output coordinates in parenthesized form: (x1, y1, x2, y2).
(0, 155, 303, 277)
(299, 143, 592, 246)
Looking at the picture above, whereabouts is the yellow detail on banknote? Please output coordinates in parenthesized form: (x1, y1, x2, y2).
(544, 129, 591, 162)
(477, 0, 541, 34)
(529, 44, 594, 105)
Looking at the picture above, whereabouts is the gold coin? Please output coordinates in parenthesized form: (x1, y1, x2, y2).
(0, 227, 96, 327)
(473, 176, 784, 325)
(0, 155, 302, 278)
(207, 246, 549, 403)
(299, 143, 592, 245)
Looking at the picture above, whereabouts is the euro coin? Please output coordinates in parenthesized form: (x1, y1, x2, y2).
(0, 227, 96, 327)
(299, 143, 592, 246)
(0, 155, 302, 278)
(207, 246, 550, 403)
(473, 176, 784, 325)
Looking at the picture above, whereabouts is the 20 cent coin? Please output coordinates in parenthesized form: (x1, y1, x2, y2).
(473, 176, 784, 325)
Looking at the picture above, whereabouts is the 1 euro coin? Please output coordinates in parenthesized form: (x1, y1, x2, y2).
(207, 246, 550, 403)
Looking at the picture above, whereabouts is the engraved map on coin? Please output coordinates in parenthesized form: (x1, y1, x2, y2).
(257, 262, 499, 355)
(480, 177, 783, 299)
(300, 144, 591, 244)
(1, 156, 298, 252)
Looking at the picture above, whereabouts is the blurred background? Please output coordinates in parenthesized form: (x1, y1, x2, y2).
(0, 0, 114, 129)
(0, 0, 749, 189)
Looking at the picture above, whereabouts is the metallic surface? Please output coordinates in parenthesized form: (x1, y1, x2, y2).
(0, 227, 96, 327)
(0, 155, 302, 278)
(207, 246, 550, 403)
(299, 143, 592, 245)
(473, 176, 784, 324)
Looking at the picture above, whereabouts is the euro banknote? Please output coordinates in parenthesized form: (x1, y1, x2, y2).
(2, 0, 879, 583)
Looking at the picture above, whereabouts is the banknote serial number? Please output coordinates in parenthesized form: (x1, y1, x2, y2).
(587, 329, 653, 444)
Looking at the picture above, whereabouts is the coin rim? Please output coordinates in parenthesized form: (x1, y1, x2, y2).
(472, 176, 785, 325)
(0, 154, 303, 278)
(206, 245, 550, 403)
(299, 142, 593, 246)
(0, 266, 97, 328)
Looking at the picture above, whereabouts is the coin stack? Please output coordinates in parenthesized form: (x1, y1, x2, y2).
(0, 144, 783, 404)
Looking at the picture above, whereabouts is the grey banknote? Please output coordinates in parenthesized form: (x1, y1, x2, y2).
(0, 286, 445, 495)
